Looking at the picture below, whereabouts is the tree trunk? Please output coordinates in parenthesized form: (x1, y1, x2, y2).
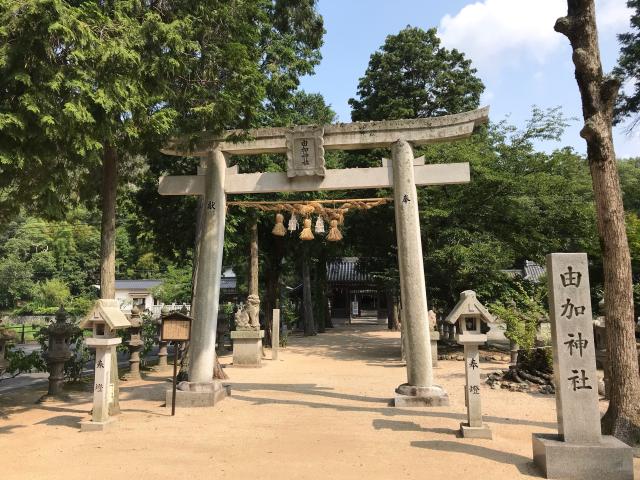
(302, 245, 316, 336)
(556, 0, 640, 445)
(386, 290, 400, 331)
(315, 247, 328, 333)
(99, 145, 117, 300)
(248, 215, 259, 298)
(264, 267, 277, 345)
(264, 237, 284, 347)
(100, 145, 120, 415)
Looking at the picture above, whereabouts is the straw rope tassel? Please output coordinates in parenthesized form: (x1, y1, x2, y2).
(327, 219, 343, 242)
(272, 213, 286, 236)
(299, 218, 314, 240)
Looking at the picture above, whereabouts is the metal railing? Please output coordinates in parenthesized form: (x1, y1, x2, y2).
(2, 324, 39, 344)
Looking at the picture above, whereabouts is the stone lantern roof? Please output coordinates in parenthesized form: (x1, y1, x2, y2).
(80, 299, 131, 330)
(444, 290, 494, 325)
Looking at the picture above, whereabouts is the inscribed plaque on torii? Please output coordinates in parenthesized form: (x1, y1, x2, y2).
(286, 126, 325, 177)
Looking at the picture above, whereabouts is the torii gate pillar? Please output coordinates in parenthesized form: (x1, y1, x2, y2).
(190, 149, 227, 384)
(392, 140, 448, 406)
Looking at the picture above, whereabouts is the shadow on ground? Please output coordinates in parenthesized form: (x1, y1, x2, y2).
(230, 388, 555, 429)
(411, 440, 542, 478)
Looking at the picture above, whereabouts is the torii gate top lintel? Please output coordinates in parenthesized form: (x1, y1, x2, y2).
(160, 106, 490, 158)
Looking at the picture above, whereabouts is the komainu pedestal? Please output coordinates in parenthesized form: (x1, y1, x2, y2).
(231, 330, 264, 367)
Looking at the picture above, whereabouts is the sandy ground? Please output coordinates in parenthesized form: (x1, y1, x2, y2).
(1, 321, 638, 480)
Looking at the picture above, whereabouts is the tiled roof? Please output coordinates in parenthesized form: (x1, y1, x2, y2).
(221, 276, 237, 290)
(115, 276, 237, 292)
(523, 260, 546, 282)
(501, 261, 546, 283)
(327, 257, 372, 284)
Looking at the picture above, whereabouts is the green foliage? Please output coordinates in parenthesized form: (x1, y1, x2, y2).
(151, 265, 192, 304)
(628, 212, 640, 274)
(0, 254, 34, 307)
(349, 26, 484, 121)
(1, 345, 44, 381)
(279, 298, 298, 347)
(139, 312, 158, 368)
(32, 278, 70, 307)
(490, 281, 547, 351)
(0, 212, 102, 310)
(619, 158, 640, 214)
(347, 107, 598, 311)
(614, 0, 640, 127)
(0, 0, 325, 229)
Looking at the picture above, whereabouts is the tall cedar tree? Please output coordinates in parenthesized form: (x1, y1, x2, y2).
(0, 1, 323, 298)
(349, 27, 484, 121)
(556, 0, 640, 445)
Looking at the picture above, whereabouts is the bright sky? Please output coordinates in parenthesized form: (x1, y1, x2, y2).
(299, 0, 639, 158)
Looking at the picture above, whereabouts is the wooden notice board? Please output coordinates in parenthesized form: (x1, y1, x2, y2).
(161, 313, 192, 342)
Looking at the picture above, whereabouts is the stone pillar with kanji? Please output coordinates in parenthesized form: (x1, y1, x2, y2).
(532, 253, 632, 479)
(445, 290, 493, 439)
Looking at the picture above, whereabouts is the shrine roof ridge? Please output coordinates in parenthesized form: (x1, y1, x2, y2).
(161, 106, 490, 157)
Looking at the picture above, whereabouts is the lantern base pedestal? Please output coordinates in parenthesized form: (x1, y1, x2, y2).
(165, 380, 230, 409)
(532, 433, 633, 480)
(393, 384, 449, 407)
(80, 417, 117, 432)
(231, 330, 264, 367)
(431, 331, 440, 367)
(460, 422, 492, 439)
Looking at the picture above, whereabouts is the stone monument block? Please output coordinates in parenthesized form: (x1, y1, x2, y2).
(231, 330, 264, 367)
(532, 253, 632, 479)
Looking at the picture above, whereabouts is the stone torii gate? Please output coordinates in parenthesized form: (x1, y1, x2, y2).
(159, 107, 489, 406)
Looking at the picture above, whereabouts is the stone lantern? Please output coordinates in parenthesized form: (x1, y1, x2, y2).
(445, 290, 494, 439)
(122, 305, 144, 381)
(428, 310, 439, 367)
(38, 306, 80, 403)
(593, 298, 608, 397)
(593, 299, 607, 368)
(0, 323, 16, 376)
(79, 299, 131, 431)
(154, 305, 170, 369)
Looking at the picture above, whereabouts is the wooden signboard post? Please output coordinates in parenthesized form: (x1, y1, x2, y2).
(161, 312, 193, 416)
